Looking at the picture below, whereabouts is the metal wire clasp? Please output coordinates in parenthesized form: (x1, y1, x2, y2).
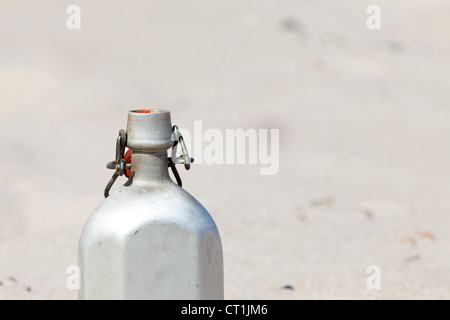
(103, 126, 194, 198)
(170, 125, 193, 170)
(104, 129, 131, 198)
(168, 125, 194, 187)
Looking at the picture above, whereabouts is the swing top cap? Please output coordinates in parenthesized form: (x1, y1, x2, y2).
(126, 109, 173, 152)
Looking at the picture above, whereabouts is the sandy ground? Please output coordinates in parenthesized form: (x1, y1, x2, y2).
(1, 0, 450, 299)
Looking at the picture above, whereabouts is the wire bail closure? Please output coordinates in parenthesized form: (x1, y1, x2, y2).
(104, 126, 194, 198)
(104, 129, 131, 198)
(171, 125, 193, 170)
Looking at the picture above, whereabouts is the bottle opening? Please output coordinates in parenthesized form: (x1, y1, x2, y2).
(132, 109, 167, 114)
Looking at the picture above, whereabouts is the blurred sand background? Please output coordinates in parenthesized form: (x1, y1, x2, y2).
(1, 0, 450, 299)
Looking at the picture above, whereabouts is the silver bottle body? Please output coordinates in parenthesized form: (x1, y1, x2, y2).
(78, 110, 224, 299)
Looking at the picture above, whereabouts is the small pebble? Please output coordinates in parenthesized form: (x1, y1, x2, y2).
(281, 285, 294, 290)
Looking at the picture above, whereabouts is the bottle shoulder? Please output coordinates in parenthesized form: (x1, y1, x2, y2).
(82, 180, 217, 236)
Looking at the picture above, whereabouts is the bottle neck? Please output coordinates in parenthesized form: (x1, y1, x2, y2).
(130, 151, 170, 184)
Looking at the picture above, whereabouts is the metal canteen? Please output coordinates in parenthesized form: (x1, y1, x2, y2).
(78, 109, 224, 299)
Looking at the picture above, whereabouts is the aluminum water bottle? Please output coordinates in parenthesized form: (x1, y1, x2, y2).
(78, 109, 224, 299)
